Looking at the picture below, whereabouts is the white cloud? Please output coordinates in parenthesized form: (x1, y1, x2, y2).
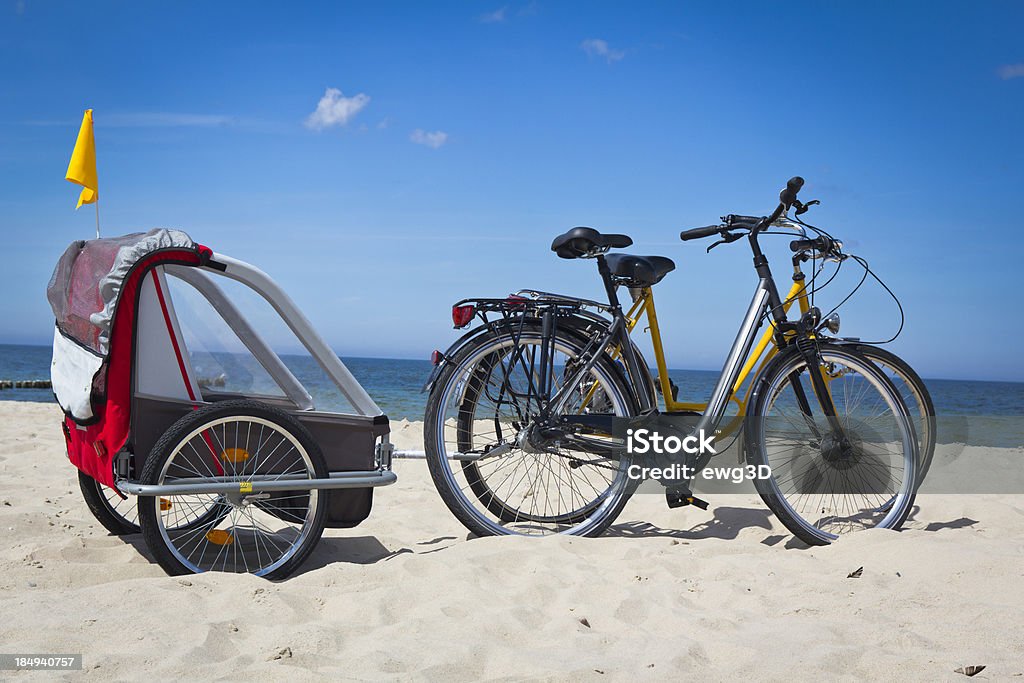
(581, 38, 625, 63)
(998, 63, 1024, 80)
(479, 6, 507, 22)
(305, 87, 370, 130)
(410, 129, 448, 149)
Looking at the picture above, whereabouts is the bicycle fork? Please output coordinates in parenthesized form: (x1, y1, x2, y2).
(786, 335, 848, 450)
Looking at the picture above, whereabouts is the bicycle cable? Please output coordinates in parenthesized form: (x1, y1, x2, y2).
(832, 254, 906, 344)
(787, 214, 906, 344)
(749, 231, 836, 328)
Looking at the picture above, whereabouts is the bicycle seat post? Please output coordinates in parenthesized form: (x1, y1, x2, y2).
(595, 254, 622, 312)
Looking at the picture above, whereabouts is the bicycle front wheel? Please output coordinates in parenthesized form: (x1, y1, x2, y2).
(848, 343, 936, 483)
(425, 324, 639, 537)
(746, 344, 918, 545)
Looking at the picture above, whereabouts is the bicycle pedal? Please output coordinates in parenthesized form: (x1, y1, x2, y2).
(665, 489, 710, 510)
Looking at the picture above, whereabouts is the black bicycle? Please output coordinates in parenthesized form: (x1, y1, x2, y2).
(424, 178, 920, 545)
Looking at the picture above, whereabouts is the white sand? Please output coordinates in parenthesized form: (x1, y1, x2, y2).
(1, 401, 1022, 680)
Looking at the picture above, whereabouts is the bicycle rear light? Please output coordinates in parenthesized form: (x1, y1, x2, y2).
(452, 305, 475, 328)
(430, 349, 443, 366)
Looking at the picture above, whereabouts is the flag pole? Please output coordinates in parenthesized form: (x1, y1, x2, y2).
(94, 198, 101, 239)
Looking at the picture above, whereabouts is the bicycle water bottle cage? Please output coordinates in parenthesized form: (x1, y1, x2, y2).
(551, 227, 633, 259)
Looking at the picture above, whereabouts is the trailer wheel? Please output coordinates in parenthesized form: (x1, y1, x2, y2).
(79, 468, 228, 536)
(78, 470, 140, 535)
(138, 400, 328, 579)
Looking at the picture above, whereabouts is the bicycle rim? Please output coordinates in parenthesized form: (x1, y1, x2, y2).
(154, 416, 320, 576)
(754, 348, 917, 542)
(431, 332, 634, 536)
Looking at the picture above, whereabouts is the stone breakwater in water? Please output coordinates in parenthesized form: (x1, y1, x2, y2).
(0, 379, 51, 390)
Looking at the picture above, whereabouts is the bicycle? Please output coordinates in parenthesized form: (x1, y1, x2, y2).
(424, 178, 920, 545)
(558, 216, 935, 497)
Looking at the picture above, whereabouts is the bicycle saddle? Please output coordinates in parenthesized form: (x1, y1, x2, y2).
(605, 253, 676, 287)
(551, 227, 633, 259)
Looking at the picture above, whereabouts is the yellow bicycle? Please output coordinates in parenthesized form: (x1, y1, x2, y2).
(609, 220, 934, 477)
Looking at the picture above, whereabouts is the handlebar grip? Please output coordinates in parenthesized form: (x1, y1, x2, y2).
(679, 225, 722, 241)
(726, 215, 763, 230)
(790, 235, 835, 254)
(779, 176, 804, 207)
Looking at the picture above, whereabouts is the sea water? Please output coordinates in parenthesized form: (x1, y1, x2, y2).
(3, 343, 1021, 447)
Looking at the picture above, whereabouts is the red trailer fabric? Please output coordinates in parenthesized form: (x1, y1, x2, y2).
(47, 230, 211, 486)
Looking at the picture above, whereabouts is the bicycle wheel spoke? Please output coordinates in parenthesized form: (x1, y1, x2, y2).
(752, 348, 917, 544)
(429, 332, 633, 536)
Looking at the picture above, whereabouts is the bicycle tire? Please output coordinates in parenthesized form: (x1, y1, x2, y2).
(425, 323, 640, 537)
(745, 343, 918, 545)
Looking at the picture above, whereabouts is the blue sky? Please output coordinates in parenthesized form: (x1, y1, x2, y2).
(2, 1, 1022, 381)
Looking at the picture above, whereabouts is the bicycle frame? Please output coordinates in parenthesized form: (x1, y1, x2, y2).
(611, 261, 815, 436)
(479, 212, 842, 462)
(548, 272, 776, 442)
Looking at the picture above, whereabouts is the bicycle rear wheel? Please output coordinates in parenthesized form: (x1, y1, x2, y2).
(425, 325, 639, 537)
(745, 344, 917, 545)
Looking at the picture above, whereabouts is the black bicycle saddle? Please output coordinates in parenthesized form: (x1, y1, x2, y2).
(551, 227, 633, 259)
(605, 253, 676, 287)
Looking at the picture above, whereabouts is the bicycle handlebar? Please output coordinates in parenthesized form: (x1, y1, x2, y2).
(763, 176, 804, 229)
(726, 215, 762, 230)
(790, 234, 844, 260)
(680, 176, 807, 243)
(780, 176, 804, 209)
(790, 236, 826, 252)
(679, 224, 723, 241)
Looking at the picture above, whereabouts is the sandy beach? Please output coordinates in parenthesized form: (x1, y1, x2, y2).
(1, 400, 1022, 680)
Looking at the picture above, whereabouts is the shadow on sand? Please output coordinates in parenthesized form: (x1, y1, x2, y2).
(904, 506, 980, 532)
(112, 507, 983, 576)
(607, 504, 982, 548)
(608, 506, 776, 542)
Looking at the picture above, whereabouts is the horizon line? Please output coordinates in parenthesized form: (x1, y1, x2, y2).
(1, 341, 1021, 386)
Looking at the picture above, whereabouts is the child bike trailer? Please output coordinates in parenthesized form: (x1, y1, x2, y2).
(47, 229, 396, 579)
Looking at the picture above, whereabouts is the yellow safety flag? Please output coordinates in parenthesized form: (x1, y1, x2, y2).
(66, 109, 98, 209)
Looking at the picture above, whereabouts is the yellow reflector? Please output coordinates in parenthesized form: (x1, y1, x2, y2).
(159, 498, 172, 511)
(221, 447, 250, 463)
(205, 529, 234, 545)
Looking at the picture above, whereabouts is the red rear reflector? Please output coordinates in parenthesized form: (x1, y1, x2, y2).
(452, 305, 475, 328)
(430, 350, 443, 365)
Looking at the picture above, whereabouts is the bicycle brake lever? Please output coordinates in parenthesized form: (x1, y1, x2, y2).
(794, 199, 821, 216)
(706, 231, 744, 253)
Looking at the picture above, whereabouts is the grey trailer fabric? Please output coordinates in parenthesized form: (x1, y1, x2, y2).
(47, 229, 195, 355)
(47, 229, 195, 421)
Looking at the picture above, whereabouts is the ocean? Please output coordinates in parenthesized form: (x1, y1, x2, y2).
(3, 343, 1021, 447)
